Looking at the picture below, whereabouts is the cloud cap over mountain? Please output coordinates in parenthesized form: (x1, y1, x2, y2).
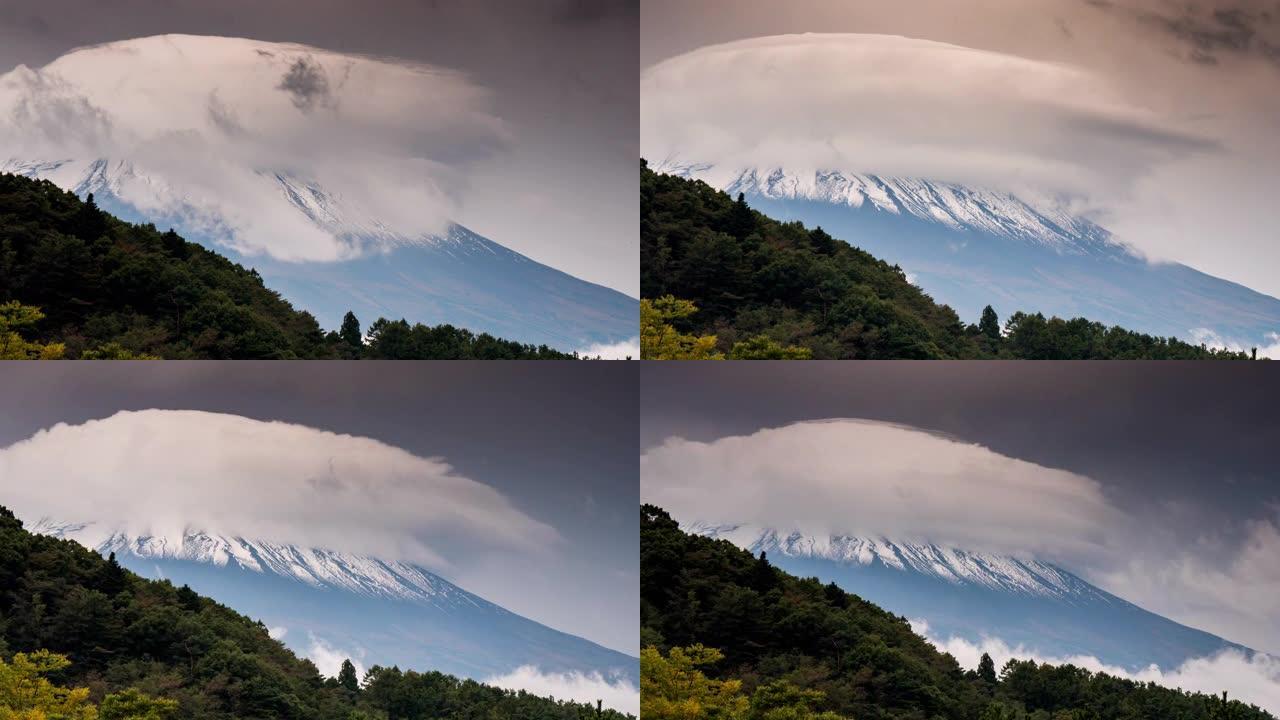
(0, 34, 507, 261)
(641, 418, 1121, 562)
(0, 409, 557, 570)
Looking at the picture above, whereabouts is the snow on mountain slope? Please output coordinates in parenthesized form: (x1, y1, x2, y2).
(32, 519, 485, 608)
(720, 167, 1117, 255)
(690, 522, 1107, 602)
(658, 161, 1116, 255)
(690, 522, 1247, 671)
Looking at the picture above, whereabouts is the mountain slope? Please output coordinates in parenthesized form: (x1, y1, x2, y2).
(669, 164, 1280, 352)
(640, 162, 1255, 359)
(33, 521, 639, 688)
(0, 505, 634, 720)
(641, 504, 1274, 720)
(691, 523, 1244, 672)
(0, 172, 577, 358)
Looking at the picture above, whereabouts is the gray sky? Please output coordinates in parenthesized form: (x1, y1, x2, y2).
(0, 362, 638, 656)
(641, 0, 1280, 302)
(641, 362, 1280, 656)
(0, 0, 638, 296)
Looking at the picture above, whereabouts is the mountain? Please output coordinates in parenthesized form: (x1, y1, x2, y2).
(641, 504, 1275, 720)
(32, 520, 639, 689)
(0, 505, 635, 720)
(0, 172, 579, 358)
(0, 34, 637, 353)
(658, 162, 1280, 353)
(2, 158, 637, 353)
(640, 163, 1252, 359)
(689, 522, 1245, 672)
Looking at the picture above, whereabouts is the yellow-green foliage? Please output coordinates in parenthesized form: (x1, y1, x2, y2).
(0, 303, 65, 360)
(640, 645, 748, 720)
(0, 651, 177, 720)
(640, 296, 723, 360)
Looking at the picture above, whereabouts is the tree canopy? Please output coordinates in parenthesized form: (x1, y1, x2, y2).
(640, 504, 1272, 720)
(0, 173, 581, 359)
(0, 505, 633, 719)
(640, 161, 1255, 360)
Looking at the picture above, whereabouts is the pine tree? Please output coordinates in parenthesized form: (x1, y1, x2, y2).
(977, 652, 997, 689)
(338, 659, 359, 694)
(978, 306, 1001, 340)
(339, 311, 363, 348)
(728, 192, 756, 240)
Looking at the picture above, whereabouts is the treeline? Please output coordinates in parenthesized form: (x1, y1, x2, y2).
(0, 506, 631, 719)
(640, 161, 1254, 360)
(640, 505, 1272, 720)
(0, 173, 578, 359)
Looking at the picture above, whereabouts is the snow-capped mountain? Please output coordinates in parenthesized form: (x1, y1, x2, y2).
(724, 167, 1116, 255)
(33, 520, 638, 686)
(2, 157, 637, 351)
(0, 35, 638, 352)
(657, 162, 1280, 352)
(692, 523, 1249, 671)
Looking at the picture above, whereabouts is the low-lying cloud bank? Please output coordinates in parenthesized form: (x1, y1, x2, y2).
(484, 665, 639, 716)
(575, 337, 639, 360)
(641, 419, 1120, 562)
(913, 619, 1280, 716)
(0, 34, 507, 262)
(0, 409, 556, 569)
(306, 633, 366, 681)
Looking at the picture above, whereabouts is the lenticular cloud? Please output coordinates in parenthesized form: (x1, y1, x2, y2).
(641, 33, 1214, 201)
(641, 419, 1121, 562)
(0, 34, 509, 261)
(0, 409, 555, 568)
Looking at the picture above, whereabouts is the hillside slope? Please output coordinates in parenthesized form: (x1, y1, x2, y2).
(0, 505, 631, 720)
(640, 505, 1272, 720)
(0, 173, 575, 359)
(640, 162, 1254, 360)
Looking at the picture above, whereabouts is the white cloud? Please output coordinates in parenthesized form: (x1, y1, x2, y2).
(575, 337, 639, 360)
(0, 409, 557, 569)
(269, 626, 288, 641)
(642, 33, 1211, 206)
(484, 665, 639, 716)
(641, 32, 1280, 299)
(307, 633, 364, 680)
(0, 34, 508, 262)
(1092, 510, 1280, 656)
(641, 419, 1120, 561)
(912, 619, 1280, 716)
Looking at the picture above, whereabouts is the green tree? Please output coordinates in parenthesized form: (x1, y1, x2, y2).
(640, 645, 749, 720)
(0, 302, 65, 360)
(729, 335, 812, 359)
(338, 659, 360, 694)
(0, 651, 97, 719)
(640, 296, 723, 360)
(98, 689, 179, 720)
(978, 305, 1001, 340)
(978, 652, 997, 689)
(339, 311, 363, 349)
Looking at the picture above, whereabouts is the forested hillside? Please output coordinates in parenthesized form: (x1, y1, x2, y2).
(640, 162, 1255, 360)
(0, 505, 631, 719)
(0, 173, 577, 359)
(640, 505, 1272, 720)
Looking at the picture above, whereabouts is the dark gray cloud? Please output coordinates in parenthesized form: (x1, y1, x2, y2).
(277, 55, 331, 111)
(1082, 0, 1280, 66)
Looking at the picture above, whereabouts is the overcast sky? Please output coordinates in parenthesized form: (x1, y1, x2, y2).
(0, 0, 637, 295)
(641, 0, 1280, 301)
(641, 362, 1280, 659)
(0, 362, 638, 657)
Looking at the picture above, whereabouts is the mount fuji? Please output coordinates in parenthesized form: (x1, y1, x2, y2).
(0, 35, 637, 352)
(657, 162, 1280, 352)
(690, 522, 1252, 673)
(32, 519, 639, 687)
